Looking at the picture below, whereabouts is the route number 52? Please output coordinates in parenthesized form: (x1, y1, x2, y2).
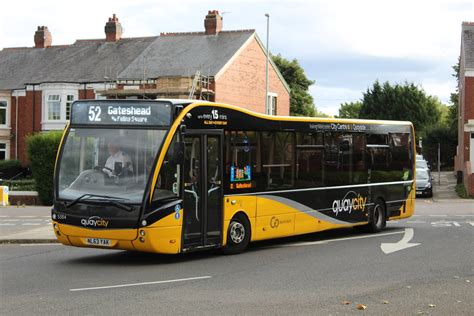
(88, 106, 102, 122)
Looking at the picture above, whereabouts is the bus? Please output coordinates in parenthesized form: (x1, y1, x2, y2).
(52, 99, 415, 254)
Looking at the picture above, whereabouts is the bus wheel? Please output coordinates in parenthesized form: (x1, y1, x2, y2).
(368, 199, 386, 233)
(222, 213, 250, 255)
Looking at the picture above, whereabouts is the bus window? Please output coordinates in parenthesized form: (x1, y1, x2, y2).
(390, 133, 412, 180)
(352, 133, 367, 184)
(261, 132, 294, 190)
(152, 134, 179, 206)
(366, 133, 392, 182)
(295, 132, 325, 188)
(325, 132, 353, 186)
(225, 131, 259, 191)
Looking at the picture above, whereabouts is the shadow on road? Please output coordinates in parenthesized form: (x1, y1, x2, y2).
(61, 226, 405, 266)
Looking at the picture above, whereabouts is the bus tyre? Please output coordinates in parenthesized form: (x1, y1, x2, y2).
(223, 214, 250, 255)
(368, 199, 386, 233)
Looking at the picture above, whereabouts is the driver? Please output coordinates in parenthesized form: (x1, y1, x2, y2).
(104, 139, 133, 177)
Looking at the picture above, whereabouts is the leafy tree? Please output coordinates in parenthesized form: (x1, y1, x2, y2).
(359, 81, 441, 134)
(272, 54, 321, 117)
(337, 101, 362, 118)
(447, 58, 460, 129)
(419, 124, 456, 170)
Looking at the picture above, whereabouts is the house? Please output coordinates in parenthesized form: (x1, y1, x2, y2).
(455, 22, 474, 196)
(0, 11, 290, 165)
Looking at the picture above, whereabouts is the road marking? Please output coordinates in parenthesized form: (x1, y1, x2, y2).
(70, 276, 212, 292)
(2, 219, 19, 222)
(407, 220, 426, 224)
(0, 223, 15, 226)
(19, 216, 35, 218)
(22, 223, 41, 226)
(380, 228, 420, 254)
(283, 230, 405, 248)
(431, 220, 461, 227)
(20, 244, 61, 247)
(429, 215, 448, 217)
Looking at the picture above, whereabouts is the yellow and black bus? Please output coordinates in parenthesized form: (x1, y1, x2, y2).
(52, 99, 415, 254)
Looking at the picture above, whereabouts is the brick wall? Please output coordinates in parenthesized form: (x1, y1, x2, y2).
(78, 88, 95, 99)
(215, 37, 290, 115)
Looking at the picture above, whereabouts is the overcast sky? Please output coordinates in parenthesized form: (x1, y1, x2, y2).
(1, 0, 472, 115)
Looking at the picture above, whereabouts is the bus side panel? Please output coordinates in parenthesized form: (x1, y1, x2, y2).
(390, 183, 416, 220)
(222, 196, 257, 246)
(255, 196, 295, 240)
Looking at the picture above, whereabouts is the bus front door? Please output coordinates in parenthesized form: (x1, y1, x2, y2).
(182, 132, 223, 249)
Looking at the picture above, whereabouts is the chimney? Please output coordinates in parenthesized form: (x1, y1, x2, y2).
(204, 10, 223, 35)
(105, 14, 123, 42)
(34, 26, 52, 48)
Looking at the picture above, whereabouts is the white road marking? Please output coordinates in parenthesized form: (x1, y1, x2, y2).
(19, 216, 35, 218)
(2, 219, 19, 222)
(407, 220, 426, 224)
(431, 221, 461, 227)
(429, 215, 448, 217)
(0, 223, 15, 226)
(70, 276, 212, 292)
(283, 230, 405, 248)
(22, 223, 41, 226)
(380, 228, 420, 254)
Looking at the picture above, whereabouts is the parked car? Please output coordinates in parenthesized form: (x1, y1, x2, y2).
(416, 168, 433, 198)
(416, 159, 430, 170)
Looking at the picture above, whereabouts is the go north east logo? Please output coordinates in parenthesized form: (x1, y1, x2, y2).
(332, 191, 367, 216)
(80, 216, 109, 228)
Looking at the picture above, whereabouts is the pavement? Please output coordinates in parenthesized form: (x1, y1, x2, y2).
(0, 172, 466, 244)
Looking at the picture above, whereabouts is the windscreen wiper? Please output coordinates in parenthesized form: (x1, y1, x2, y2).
(65, 194, 133, 212)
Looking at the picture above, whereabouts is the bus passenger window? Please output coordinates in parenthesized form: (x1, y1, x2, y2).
(325, 132, 353, 186)
(225, 131, 258, 191)
(295, 132, 324, 188)
(261, 132, 294, 190)
(366, 133, 392, 182)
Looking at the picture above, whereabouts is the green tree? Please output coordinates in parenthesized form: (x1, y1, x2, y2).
(337, 101, 362, 118)
(447, 58, 460, 129)
(272, 54, 321, 117)
(359, 81, 441, 134)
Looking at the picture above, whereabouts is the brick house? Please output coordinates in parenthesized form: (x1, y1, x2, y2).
(455, 22, 474, 196)
(0, 11, 290, 165)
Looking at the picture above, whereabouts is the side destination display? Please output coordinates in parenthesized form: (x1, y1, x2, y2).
(70, 101, 172, 126)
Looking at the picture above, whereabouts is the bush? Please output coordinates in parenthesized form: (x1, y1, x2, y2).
(26, 131, 63, 205)
(455, 184, 474, 199)
(0, 179, 36, 191)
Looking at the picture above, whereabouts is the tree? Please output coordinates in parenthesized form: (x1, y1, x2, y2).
(359, 81, 441, 134)
(337, 101, 362, 118)
(272, 54, 321, 117)
(447, 58, 460, 129)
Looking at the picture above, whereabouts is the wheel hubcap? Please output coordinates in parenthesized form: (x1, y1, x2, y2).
(229, 221, 245, 244)
(374, 205, 382, 227)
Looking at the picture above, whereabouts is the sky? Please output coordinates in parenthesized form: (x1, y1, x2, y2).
(1, 0, 472, 115)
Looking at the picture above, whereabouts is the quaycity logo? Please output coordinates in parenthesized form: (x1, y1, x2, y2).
(332, 191, 368, 216)
(80, 216, 109, 228)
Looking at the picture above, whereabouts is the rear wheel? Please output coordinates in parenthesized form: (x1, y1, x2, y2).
(368, 199, 386, 233)
(222, 213, 250, 255)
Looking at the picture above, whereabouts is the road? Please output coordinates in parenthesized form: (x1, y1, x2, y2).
(1, 199, 473, 315)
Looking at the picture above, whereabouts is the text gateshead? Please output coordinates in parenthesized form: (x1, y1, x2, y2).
(108, 106, 151, 116)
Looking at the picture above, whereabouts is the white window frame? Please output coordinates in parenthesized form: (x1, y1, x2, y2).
(0, 98, 10, 128)
(42, 86, 78, 130)
(0, 142, 8, 160)
(47, 94, 61, 121)
(266, 92, 278, 116)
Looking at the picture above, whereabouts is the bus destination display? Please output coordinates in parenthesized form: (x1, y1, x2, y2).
(71, 101, 171, 126)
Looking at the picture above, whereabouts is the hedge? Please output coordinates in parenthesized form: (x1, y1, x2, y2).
(0, 160, 23, 179)
(26, 131, 63, 205)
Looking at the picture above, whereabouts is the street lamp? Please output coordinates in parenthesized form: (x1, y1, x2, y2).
(265, 13, 270, 114)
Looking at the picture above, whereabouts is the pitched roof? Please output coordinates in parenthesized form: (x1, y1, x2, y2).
(462, 22, 474, 70)
(0, 30, 255, 90)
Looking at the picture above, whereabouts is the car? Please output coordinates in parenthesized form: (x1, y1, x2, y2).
(416, 159, 430, 170)
(416, 168, 433, 198)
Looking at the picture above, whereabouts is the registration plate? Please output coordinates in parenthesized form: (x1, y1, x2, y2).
(86, 238, 112, 247)
(416, 191, 422, 194)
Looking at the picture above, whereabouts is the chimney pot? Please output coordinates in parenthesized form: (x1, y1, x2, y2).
(204, 10, 223, 35)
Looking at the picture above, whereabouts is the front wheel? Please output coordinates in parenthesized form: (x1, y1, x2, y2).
(222, 214, 250, 255)
(368, 199, 386, 233)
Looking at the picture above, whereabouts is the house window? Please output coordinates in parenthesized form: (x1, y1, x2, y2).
(66, 95, 74, 120)
(266, 93, 277, 115)
(0, 101, 7, 125)
(0, 143, 6, 160)
(47, 95, 61, 120)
